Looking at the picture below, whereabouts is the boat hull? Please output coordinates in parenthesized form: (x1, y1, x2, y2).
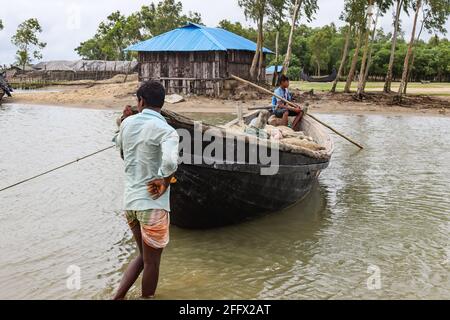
(162, 109, 333, 229)
(170, 161, 328, 229)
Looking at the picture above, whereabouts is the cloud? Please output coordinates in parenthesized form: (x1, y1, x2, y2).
(0, 0, 448, 66)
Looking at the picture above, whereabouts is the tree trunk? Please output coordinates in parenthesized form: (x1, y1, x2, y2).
(331, 25, 352, 93)
(361, 9, 380, 93)
(250, 16, 263, 80)
(316, 62, 321, 76)
(344, 28, 362, 93)
(282, 0, 302, 75)
(404, 9, 428, 94)
(356, 2, 375, 99)
(403, 53, 415, 94)
(257, 20, 265, 81)
(272, 31, 280, 86)
(398, 0, 421, 99)
(384, 0, 403, 93)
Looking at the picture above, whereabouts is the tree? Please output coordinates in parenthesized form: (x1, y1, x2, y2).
(356, 1, 383, 98)
(282, 0, 318, 75)
(403, 0, 450, 93)
(308, 25, 334, 76)
(76, 0, 202, 61)
(238, 0, 270, 80)
(0, 19, 3, 31)
(139, 0, 202, 37)
(268, 0, 288, 85)
(397, 0, 422, 99)
(76, 11, 139, 61)
(332, 0, 365, 92)
(11, 18, 46, 69)
(343, 0, 368, 93)
(218, 20, 257, 41)
(384, 0, 406, 92)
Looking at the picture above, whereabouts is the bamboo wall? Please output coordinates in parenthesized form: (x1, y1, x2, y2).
(138, 50, 267, 97)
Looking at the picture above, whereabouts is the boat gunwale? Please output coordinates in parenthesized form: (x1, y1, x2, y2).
(162, 109, 334, 161)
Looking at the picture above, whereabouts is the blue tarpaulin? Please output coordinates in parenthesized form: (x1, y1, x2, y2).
(125, 23, 273, 53)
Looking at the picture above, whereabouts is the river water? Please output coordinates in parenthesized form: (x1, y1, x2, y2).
(0, 103, 448, 300)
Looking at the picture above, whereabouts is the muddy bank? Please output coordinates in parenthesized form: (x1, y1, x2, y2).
(4, 80, 450, 116)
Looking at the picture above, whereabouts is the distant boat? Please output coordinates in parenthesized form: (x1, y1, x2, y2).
(301, 68, 337, 83)
(162, 109, 334, 229)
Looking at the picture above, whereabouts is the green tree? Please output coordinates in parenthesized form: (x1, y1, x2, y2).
(218, 20, 257, 41)
(282, 0, 318, 75)
(268, 0, 288, 84)
(308, 25, 334, 75)
(11, 18, 46, 69)
(332, 0, 366, 92)
(76, 0, 202, 61)
(139, 0, 202, 37)
(344, 0, 367, 93)
(397, 0, 422, 99)
(384, 0, 408, 92)
(238, 0, 271, 80)
(403, 0, 450, 92)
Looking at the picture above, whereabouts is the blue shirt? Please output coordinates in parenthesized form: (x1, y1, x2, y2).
(116, 109, 179, 211)
(271, 87, 292, 112)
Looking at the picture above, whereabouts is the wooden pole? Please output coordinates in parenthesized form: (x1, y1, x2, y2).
(230, 74, 364, 150)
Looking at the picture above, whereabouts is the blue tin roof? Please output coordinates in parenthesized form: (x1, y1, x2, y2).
(125, 23, 273, 54)
(266, 65, 283, 74)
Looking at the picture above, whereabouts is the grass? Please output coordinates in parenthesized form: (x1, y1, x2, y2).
(290, 81, 450, 96)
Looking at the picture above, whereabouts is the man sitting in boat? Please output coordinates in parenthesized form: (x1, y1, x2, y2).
(269, 75, 305, 131)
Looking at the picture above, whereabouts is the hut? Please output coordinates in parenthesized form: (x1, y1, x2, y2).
(125, 23, 272, 97)
(31, 60, 138, 81)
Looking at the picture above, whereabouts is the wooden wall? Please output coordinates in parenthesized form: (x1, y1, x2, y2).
(138, 50, 267, 97)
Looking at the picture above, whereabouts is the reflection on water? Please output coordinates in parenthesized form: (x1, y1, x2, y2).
(0, 104, 449, 300)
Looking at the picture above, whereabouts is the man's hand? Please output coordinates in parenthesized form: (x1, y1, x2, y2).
(147, 177, 171, 200)
(120, 105, 137, 124)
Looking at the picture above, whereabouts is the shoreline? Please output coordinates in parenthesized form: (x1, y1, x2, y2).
(3, 80, 449, 118)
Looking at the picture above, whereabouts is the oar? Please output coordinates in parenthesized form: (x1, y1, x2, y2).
(230, 74, 364, 150)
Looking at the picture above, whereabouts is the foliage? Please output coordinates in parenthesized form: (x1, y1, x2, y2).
(76, 0, 202, 60)
(11, 18, 46, 68)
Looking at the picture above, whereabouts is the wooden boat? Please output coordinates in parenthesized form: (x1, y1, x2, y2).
(301, 68, 337, 83)
(162, 109, 334, 229)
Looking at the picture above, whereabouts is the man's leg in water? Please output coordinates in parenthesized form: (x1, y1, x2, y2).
(113, 223, 144, 300)
(141, 242, 163, 298)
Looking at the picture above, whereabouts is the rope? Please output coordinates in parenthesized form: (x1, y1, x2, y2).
(0, 145, 115, 193)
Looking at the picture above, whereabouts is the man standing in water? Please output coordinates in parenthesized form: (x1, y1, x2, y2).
(114, 80, 179, 300)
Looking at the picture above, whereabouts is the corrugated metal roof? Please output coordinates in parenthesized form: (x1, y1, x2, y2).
(125, 23, 273, 53)
(266, 65, 283, 74)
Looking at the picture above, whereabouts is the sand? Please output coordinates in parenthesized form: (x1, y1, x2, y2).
(4, 79, 450, 117)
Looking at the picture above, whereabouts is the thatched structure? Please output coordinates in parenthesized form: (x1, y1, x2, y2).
(10, 60, 138, 82)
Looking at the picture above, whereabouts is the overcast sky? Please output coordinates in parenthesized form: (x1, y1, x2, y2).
(0, 0, 449, 65)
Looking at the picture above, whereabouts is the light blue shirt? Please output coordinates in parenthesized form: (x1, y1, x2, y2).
(116, 109, 179, 211)
(271, 87, 292, 111)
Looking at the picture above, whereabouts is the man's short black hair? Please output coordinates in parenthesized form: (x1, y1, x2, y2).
(137, 80, 166, 109)
(279, 74, 290, 84)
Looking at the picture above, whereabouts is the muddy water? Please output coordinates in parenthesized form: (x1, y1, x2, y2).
(0, 104, 449, 300)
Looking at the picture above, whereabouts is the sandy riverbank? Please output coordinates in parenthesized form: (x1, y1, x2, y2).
(4, 79, 450, 116)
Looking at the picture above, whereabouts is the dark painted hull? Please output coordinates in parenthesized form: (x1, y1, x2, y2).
(163, 110, 333, 229)
(301, 68, 337, 83)
(170, 162, 327, 229)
